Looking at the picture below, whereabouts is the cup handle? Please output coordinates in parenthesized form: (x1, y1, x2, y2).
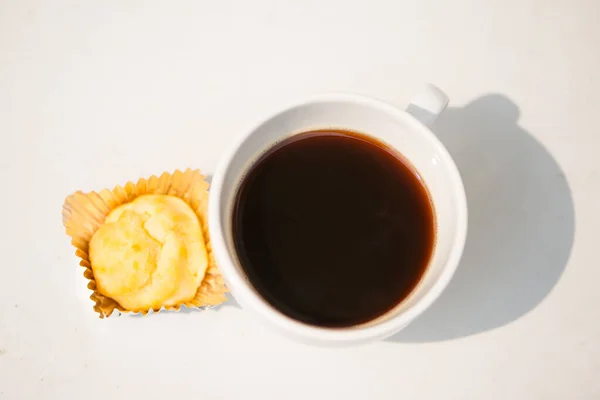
(406, 84, 449, 127)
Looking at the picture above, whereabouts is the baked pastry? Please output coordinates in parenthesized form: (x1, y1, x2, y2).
(89, 195, 207, 311)
(62, 169, 228, 317)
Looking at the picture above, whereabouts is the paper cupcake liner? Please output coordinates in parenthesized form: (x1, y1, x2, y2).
(62, 169, 228, 318)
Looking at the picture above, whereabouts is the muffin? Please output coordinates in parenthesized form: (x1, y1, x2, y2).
(62, 170, 227, 317)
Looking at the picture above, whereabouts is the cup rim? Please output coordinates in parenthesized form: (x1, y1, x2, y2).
(208, 92, 468, 344)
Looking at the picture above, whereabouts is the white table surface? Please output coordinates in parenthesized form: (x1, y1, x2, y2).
(1, 0, 599, 398)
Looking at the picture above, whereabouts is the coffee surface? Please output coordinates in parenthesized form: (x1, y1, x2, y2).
(232, 130, 435, 327)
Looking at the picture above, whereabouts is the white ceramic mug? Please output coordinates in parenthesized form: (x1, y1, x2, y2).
(209, 85, 467, 346)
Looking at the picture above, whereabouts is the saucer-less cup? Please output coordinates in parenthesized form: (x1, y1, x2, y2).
(209, 85, 467, 346)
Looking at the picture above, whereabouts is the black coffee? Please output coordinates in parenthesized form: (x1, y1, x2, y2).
(232, 130, 435, 327)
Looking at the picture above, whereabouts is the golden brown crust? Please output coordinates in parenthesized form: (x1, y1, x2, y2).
(62, 169, 228, 318)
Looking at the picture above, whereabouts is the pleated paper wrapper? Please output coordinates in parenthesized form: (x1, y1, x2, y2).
(62, 169, 228, 318)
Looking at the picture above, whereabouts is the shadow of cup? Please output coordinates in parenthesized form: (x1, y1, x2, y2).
(387, 94, 575, 342)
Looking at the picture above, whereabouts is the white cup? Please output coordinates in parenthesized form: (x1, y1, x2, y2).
(209, 85, 467, 346)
